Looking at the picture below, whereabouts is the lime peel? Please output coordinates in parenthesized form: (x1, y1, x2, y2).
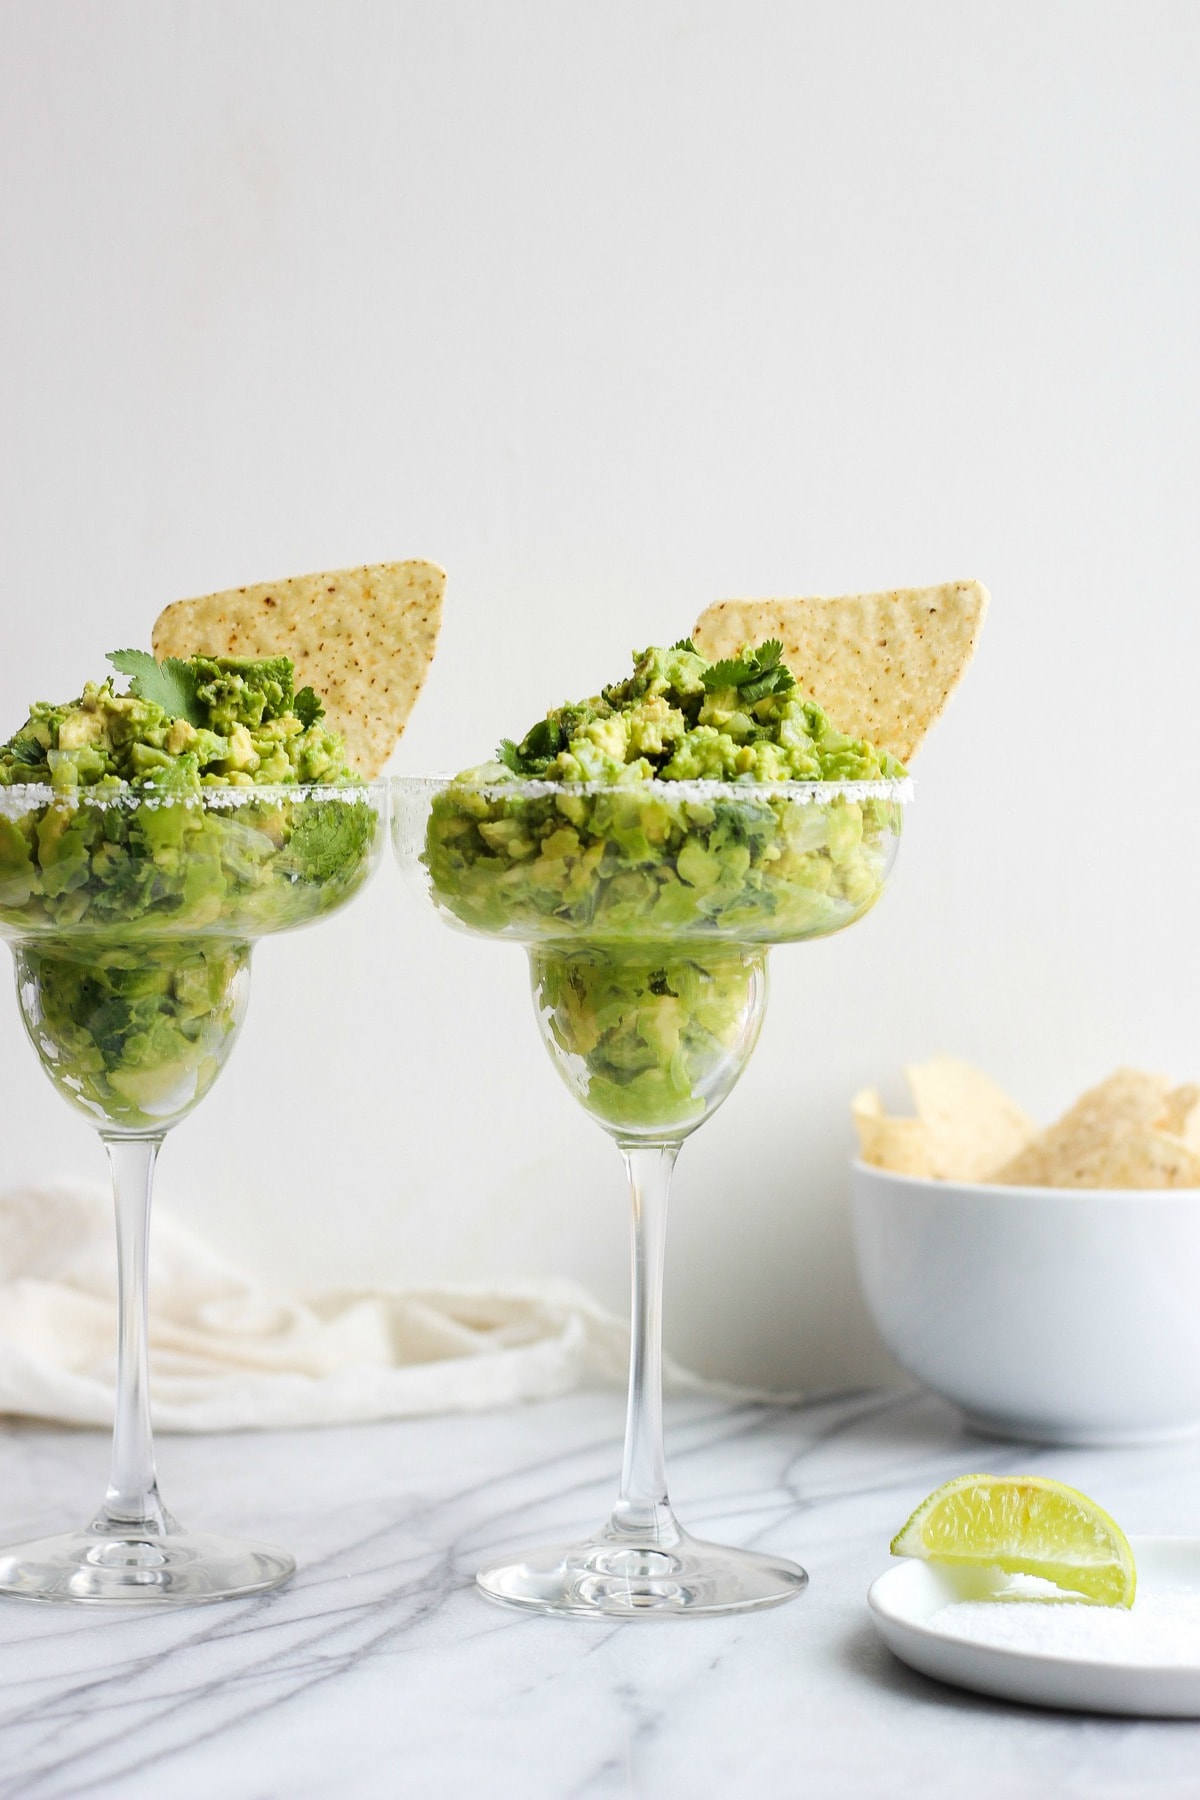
(890, 1473, 1137, 1608)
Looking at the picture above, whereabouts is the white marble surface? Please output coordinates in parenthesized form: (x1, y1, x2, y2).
(1, 1391, 1200, 1798)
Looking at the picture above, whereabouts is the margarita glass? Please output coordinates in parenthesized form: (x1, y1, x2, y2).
(0, 779, 385, 1603)
(394, 772, 909, 1617)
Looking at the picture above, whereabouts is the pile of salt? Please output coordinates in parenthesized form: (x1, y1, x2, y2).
(929, 1593, 1200, 1666)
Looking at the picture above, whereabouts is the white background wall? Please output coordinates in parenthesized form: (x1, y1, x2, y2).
(0, 1, 1197, 1391)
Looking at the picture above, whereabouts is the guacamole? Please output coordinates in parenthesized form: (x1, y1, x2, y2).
(14, 939, 249, 1127)
(0, 654, 379, 1131)
(423, 639, 908, 1135)
(0, 653, 354, 794)
(424, 639, 905, 946)
(492, 638, 905, 787)
(532, 945, 764, 1133)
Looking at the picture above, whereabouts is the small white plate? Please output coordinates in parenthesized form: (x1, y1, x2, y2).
(867, 1537, 1200, 1717)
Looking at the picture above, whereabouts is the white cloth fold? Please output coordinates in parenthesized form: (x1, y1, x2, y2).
(0, 1182, 709, 1432)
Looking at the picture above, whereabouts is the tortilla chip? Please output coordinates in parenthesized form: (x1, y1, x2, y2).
(906, 1057, 1036, 1182)
(1056, 1129, 1200, 1191)
(856, 1061, 1200, 1189)
(152, 560, 445, 777)
(988, 1069, 1172, 1188)
(692, 580, 988, 762)
(1156, 1084, 1200, 1153)
(852, 1087, 935, 1176)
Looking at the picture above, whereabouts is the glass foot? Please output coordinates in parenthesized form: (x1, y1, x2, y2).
(0, 1523, 295, 1605)
(477, 1527, 808, 1618)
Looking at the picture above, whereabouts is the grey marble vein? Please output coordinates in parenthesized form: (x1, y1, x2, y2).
(0, 1393, 1198, 1798)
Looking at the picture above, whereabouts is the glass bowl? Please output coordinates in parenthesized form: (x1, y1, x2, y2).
(393, 774, 907, 948)
(0, 780, 384, 1134)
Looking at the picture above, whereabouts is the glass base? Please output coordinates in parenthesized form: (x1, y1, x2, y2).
(0, 1523, 296, 1606)
(477, 1527, 808, 1618)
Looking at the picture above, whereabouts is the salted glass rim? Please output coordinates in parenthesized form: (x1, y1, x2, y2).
(0, 779, 387, 817)
(390, 772, 913, 804)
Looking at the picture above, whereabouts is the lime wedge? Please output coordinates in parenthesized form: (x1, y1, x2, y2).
(890, 1473, 1137, 1607)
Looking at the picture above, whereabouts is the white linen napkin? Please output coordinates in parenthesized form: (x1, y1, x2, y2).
(0, 1182, 710, 1431)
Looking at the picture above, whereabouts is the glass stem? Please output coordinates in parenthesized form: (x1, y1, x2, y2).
(98, 1135, 172, 1534)
(609, 1141, 681, 1545)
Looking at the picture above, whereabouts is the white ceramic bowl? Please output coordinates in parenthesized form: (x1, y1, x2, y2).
(851, 1161, 1200, 1446)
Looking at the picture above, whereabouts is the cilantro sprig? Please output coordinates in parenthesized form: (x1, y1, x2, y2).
(701, 639, 795, 705)
(107, 650, 205, 727)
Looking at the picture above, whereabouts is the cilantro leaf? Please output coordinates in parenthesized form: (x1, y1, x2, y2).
(670, 637, 697, 654)
(107, 650, 205, 727)
(739, 672, 791, 704)
(7, 737, 46, 767)
(701, 639, 795, 702)
(703, 657, 755, 689)
(293, 685, 325, 729)
(496, 739, 525, 774)
(106, 648, 159, 688)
